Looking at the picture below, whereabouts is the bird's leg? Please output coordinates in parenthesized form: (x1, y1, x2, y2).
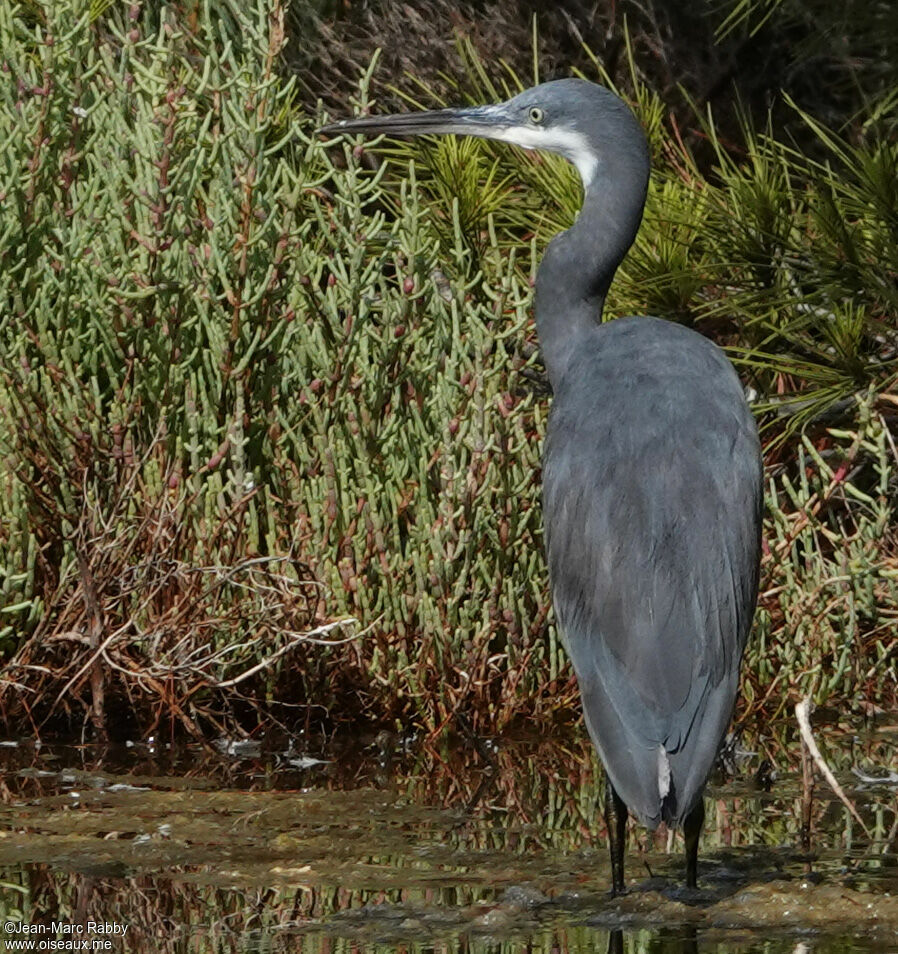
(604, 781, 628, 895)
(683, 797, 705, 889)
(606, 929, 624, 954)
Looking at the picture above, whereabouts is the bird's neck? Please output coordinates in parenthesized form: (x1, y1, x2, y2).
(534, 156, 649, 388)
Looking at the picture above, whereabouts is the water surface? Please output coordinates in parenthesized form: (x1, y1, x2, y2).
(0, 719, 895, 952)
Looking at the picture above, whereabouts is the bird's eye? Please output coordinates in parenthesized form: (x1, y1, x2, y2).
(528, 106, 545, 125)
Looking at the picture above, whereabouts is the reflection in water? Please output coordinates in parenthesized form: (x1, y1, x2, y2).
(0, 721, 894, 953)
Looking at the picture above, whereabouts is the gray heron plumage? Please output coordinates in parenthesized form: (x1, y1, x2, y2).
(320, 78, 763, 893)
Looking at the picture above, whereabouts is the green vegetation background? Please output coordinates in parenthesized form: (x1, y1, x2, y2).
(0, 0, 896, 739)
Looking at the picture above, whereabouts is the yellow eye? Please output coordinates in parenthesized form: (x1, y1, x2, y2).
(528, 106, 545, 124)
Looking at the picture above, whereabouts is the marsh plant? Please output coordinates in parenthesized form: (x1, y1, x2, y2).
(0, 0, 894, 737)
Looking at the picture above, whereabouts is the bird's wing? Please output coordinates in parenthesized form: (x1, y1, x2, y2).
(542, 335, 762, 827)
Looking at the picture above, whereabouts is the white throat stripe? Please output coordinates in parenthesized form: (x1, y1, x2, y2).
(491, 126, 599, 191)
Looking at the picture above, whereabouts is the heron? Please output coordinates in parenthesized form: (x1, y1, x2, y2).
(320, 78, 763, 894)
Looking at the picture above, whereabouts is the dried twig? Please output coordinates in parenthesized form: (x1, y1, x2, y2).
(210, 618, 364, 689)
(851, 767, 898, 786)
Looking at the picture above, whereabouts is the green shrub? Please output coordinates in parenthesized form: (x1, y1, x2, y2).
(0, 0, 575, 735)
(0, 0, 894, 738)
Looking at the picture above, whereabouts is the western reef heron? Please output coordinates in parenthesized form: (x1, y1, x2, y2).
(320, 78, 763, 893)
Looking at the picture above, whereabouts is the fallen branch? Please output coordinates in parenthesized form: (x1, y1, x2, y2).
(795, 697, 872, 839)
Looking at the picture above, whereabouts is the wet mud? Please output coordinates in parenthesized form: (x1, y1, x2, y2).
(0, 721, 894, 952)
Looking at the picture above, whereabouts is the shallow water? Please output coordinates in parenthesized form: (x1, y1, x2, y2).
(0, 719, 895, 952)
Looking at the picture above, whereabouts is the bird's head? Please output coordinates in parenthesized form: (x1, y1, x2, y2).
(318, 78, 648, 195)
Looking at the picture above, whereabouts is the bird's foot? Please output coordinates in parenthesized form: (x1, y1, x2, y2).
(662, 884, 715, 906)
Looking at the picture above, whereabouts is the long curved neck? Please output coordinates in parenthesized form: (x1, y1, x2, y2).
(534, 150, 649, 388)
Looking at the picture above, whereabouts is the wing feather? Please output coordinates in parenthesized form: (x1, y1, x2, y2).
(543, 318, 762, 828)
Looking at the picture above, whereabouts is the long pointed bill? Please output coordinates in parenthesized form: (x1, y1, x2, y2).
(318, 104, 512, 140)
(319, 98, 600, 192)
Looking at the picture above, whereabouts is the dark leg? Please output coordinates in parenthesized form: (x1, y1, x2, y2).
(606, 929, 624, 954)
(683, 796, 705, 889)
(604, 780, 628, 895)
